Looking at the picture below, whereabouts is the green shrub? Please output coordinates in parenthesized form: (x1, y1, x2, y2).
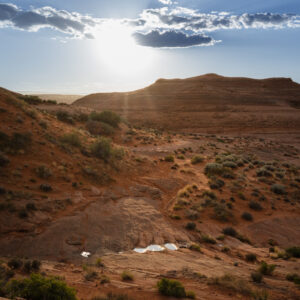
(157, 278, 186, 298)
(245, 253, 257, 262)
(191, 155, 204, 165)
(121, 271, 133, 281)
(60, 133, 82, 148)
(185, 222, 196, 230)
(209, 178, 225, 190)
(256, 168, 273, 177)
(286, 273, 300, 285)
(249, 201, 263, 211)
(251, 272, 263, 283)
(222, 161, 237, 169)
(286, 246, 300, 258)
(6, 273, 76, 300)
(270, 184, 286, 195)
(186, 291, 196, 299)
(213, 204, 232, 222)
(19, 95, 43, 105)
(10, 132, 32, 151)
(202, 235, 217, 244)
(7, 259, 23, 270)
(95, 258, 104, 267)
(165, 155, 174, 162)
(90, 137, 112, 162)
(241, 212, 253, 221)
(189, 244, 202, 252)
(259, 261, 276, 275)
(204, 163, 224, 177)
(92, 292, 133, 300)
(222, 227, 237, 237)
(35, 165, 52, 179)
(89, 111, 121, 128)
(85, 271, 98, 281)
(56, 111, 74, 124)
(86, 120, 115, 136)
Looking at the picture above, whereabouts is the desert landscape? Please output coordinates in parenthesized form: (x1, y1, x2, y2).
(0, 74, 299, 299)
(1, 0, 300, 299)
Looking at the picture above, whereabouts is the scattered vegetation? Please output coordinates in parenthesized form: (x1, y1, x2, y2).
(251, 272, 263, 283)
(191, 155, 204, 165)
(89, 111, 121, 128)
(35, 165, 52, 179)
(5, 273, 76, 300)
(164, 155, 175, 162)
(258, 261, 276, 275)
(242, 212, 253, 221)
(270, 184, 286, 195)
(60, 132, 82, 148)
(157, 278, 186, 298)
(286, 246, 300, 258)
(121, 271, 134, 281)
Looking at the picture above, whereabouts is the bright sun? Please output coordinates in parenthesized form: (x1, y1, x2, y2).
(95, 22, 155, 75)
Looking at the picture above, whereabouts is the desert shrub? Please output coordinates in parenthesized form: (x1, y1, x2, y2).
(241, 212, 253, 221)
(121, 271, 133, 281)
(213, 204, 232, 222)
(92, 292, 133, 300)
(56, 111, 74, 124)
(191, 155, 204, 165)
(19, 95, 44, 105)
(90, 137, 112, 162)
(157, 278, 186, 298)
(164, 155, 174, 162)
(18, 209, 28, 219)
(60, 133, 82, 148)
(202, 235, 216, 244)
(223, 161, 237, 169)
(189, 244, 202, 252)
(85, 271, 98, 281)
(39, 184, 52, 192)
(186, 291, 196, 299)
(286, 273, 300, 285)
(222, 227, 237, 237)
(86, 120, 115, 136)
(76, 113, 89, 122)
(251, 272, 263, 283)
(209, 274, 253, 296)
(0, 151, 9, 167)
(185, 222, 196, 230)
(10, 132, 32, 151)
(89, 111, 121, 128)
(39, 121, 47, 129)
(245, 253, 257, 262)
(249, 201, 263, 211)
(35, 165, 52, 179)
(259, 261, 276, 275)
(256, 168, 273, 177)
(8, 259, 23, 270)
(26, 202, 37, 211)
(31, 260, 41, 272)
(6, 273, 76, 300)
(270, 184, 286, 195)
(204, 163, 225, 177)
(286, 246, 300, 258)
(95, 258, 104, 267)
(209, 178, 225, 190)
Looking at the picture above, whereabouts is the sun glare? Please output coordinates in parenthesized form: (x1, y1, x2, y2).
(95, 22, 155, 75)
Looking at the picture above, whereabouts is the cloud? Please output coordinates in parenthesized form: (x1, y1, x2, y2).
(0, 3, 97, 38)
(158, 0, 173, 4)
(133, 30, 214, 48)
(139, 8, 300, 32)
(0, 2, 299, 47)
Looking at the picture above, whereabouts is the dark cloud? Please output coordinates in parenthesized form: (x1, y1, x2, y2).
(133, 30, 213, 48)
(0, 3, 94, 37)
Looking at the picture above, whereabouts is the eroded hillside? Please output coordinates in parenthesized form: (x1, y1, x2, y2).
(0, 88, 299, 300)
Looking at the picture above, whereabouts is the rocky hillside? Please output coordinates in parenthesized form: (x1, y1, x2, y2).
(74, 74, 300, 132)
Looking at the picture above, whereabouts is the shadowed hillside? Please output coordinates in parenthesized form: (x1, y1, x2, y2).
(74, 74, 300, 133)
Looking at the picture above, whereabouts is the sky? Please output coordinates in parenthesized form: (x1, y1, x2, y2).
(0, 0, 300, 94)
